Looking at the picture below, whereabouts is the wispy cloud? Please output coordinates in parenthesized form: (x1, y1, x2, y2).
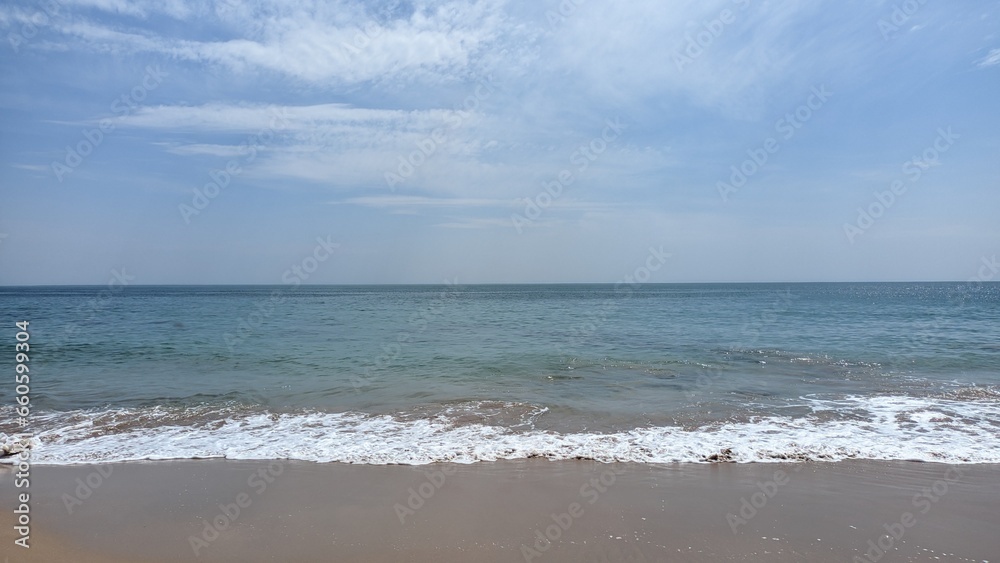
(9, 164, 49, 172)
(61, 0, 195, 19)
(331, 195, 511, 209)
(110, 103, 441, 132)
(432, 218, 515, 229)
(978, 48, 1000, 68)
(30, 0, 531, 86)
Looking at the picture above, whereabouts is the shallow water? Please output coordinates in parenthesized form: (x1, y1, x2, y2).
(2, 282, 998, 464)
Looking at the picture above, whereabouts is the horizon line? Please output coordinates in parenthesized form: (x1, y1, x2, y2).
(1, 280, 996, 288)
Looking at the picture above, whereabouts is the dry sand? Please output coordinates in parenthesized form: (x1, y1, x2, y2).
(1, 459, 997, 562)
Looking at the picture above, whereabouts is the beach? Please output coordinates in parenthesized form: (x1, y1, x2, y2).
(2, 285, 998, 561)
(2, 459, 998, 562)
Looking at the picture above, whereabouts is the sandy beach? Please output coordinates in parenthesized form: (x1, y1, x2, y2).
(2, 459, 997, 562)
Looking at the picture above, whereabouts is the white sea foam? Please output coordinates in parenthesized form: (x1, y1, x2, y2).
(3, 395, 999, 465)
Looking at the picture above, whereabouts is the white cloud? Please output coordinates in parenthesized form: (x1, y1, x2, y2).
(433, 218, 515, 229)
(9, 164, 49, 172)
(978, 48, 1000, 67)
(106, 101, 509, 191)
(60, 0, 194, 19)
(39, 0, 530, 86)
(333, 195, 510, 208)
(326, 196, 630, 231)
(532, 0, 886, 119)
(120, 103, 441, 132)
(158, 143, 246, 157)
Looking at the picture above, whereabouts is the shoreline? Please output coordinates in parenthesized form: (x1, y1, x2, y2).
(2, 459, 998, 562)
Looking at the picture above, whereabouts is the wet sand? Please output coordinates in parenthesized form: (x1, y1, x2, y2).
(1, 459, 998, 562)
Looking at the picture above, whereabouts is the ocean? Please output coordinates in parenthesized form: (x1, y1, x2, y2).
(2, 282, 999, 465)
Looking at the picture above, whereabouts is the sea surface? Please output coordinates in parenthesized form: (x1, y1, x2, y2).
(2, 283, 999, 465)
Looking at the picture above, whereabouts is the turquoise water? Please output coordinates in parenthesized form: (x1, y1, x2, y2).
(2, 283, 999, 464)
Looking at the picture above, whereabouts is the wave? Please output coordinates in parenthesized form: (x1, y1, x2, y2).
(2, 395, 999, 465)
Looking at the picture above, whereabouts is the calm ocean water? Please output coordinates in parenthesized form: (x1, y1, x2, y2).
(2, 283, 999, 465)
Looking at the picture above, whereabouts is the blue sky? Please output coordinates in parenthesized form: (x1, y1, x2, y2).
(0, 0, 998, 284)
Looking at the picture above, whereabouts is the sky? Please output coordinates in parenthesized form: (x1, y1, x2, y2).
(0, 0, 998, 284)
